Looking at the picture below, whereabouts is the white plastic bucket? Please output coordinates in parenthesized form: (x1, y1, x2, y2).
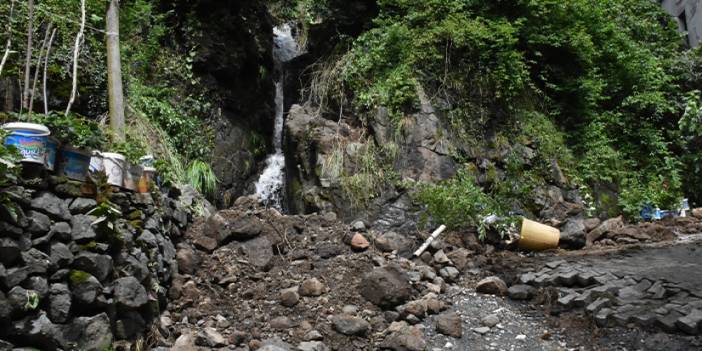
(139, 155, 155, 168)
(89, 151, 104, 174)
(102, 152, 125, 187)
(2, 122, 50, 164)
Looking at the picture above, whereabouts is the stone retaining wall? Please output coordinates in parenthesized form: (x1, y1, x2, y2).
(0, 176, 195, 350)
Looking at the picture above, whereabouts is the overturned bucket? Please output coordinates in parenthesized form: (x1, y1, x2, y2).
(519, 218, 560, 251)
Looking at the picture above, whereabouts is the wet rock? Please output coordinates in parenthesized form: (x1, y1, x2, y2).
(439, 267, 460, 282)
(10, 311, 64, 350)
(27, 210, 51, 235)
(49, 222, 72, 241)
(587, 216, 624, 245)
(72, 252, 113, 282)
(31, 192, 70, 220)
(300, 278, 325, 297)
(49, 242, 73, 268)
(375, 232, 412, 254)
(63, 313, 113, 351)
(280, 286, 300, 307)
(350, 233, 370, 251)
(332, 315, 370, 336)
(69, 198, 97, 215)
(197, 327, 227, 347)
(676, 309, 702, 334)
(0, 238, 20, 265)
(476, 276, 508, 296)
(508, 284, 536, 300)
(48, 284, 71, 323)
(436, 312, 463, 337)
(560, 218, 586, 249)
(70, 272, 102, 305)
(21, 248, 50, 274)
(360, 265, 412, 309)
(71, 215, 97, 242)
(113, 276, 148, 309)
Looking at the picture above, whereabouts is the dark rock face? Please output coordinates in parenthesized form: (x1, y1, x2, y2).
(360, 265, 413, 309)
(168, 0, 276, 207)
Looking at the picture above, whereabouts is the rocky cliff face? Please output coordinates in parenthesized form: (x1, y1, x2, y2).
(169, 0, 277, 207)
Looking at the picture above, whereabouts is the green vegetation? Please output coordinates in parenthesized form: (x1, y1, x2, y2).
(68, 270, 91, 285)
(185, 160, 218, 199)
(296, 0, 701, 222)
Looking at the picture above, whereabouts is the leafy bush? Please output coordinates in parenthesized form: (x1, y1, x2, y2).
(185, 160, 218, 199)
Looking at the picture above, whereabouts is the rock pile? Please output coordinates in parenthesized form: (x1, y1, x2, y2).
(159, 196, 478, 350)
(0, 177, 196, 350)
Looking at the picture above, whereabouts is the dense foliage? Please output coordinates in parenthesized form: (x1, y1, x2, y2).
(302, 0, 702, 222)
(0, 0, 217, 195)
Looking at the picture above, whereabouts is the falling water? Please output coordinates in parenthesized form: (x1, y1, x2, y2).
(255, 24, 300, 209)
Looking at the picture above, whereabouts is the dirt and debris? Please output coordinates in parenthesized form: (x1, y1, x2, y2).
(150, 197, 702, 350)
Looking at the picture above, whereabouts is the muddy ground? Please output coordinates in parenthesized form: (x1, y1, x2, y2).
(151, 198, 702, 350)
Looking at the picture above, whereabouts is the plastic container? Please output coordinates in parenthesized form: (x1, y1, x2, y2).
(138, 166, 155, 193)
(123, 163, 143, 191)
(102, 152, 125, 187)
(139, 155, 155, 168)
(45, 137, 59, 171)
(519, 218, 560, 251)
(57, 146, 92, 181)
(2, 122, 50, 164)
(89, 151, 104, 174)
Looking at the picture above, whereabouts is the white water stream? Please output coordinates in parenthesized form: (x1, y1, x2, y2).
(254, 24, 300, 209)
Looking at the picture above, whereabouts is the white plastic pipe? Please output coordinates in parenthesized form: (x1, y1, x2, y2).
(413, 225, 447, 257)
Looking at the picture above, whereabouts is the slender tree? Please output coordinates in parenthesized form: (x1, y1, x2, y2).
(29, 22, 53, 115)
(66, 0, 86, 116)
(0, 0, 16, 78)
(106, 0, 125, 142)
(22, 0, 35, 110)
(43, 27, 57, 115)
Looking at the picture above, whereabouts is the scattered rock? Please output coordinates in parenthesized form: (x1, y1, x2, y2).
(586, 216, 624, 245)
(473, 326, 490, 335)
(360, 265, 412, 309)
(381, 323, 426, 351)
(508, 284, 536, 300)
(439, 267, 460, 282)
(351, 220, 366, 232)
(300, 278, 325, 297)
(350, 233, 370, 251)
(176, 246, 198, 275)
(436, 312, 463, 337)
(197, 327, 227, 347)
(270, 316, 294, 330)
(375, 232, 412, 254)
(332, 315, 370, 336)
(481, 314, 500, 328)
(476, 276, 508, 296)
(298, 341, 328, 351)
(280, 286, 300, 307)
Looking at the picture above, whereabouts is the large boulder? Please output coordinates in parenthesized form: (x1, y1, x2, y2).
(360, 265, 412, 309)
(559, 218, 586, 249)
(30, 192, 70, 221)
(586, 216, 624, 245)
(113, 277, 148, 310)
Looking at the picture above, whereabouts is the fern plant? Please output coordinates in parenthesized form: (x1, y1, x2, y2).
(185, 160, 218, 199)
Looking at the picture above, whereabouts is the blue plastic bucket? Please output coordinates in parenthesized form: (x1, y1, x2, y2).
(58, 146, 92, 181)
(2, 122, 50, 165)
(45, 137, 59, 171)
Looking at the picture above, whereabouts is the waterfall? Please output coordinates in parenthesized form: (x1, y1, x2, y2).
(255, 24, 300, 209)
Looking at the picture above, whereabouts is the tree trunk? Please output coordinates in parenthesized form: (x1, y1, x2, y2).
(106, 0, 125, 143)
(43, 28, 57, 115)
(22, 0, 34, 110)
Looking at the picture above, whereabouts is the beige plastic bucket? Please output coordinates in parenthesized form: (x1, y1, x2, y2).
(519, 218, 560, 251)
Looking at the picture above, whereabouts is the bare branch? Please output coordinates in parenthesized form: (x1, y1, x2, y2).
(43, 27, 56, 116)
(22, 0, 35, 110)
(66, 0, 86, 116)
(29, 22, 52, 116)
(0, 0, 16, 78)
